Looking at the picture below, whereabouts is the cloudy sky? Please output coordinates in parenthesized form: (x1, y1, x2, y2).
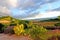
(0, 0, 60, 20)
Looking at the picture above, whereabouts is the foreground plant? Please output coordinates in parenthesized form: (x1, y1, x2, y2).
(13, 24, 25, 35)
(24, 24, 48, 40)
(13, 21, 48, 40)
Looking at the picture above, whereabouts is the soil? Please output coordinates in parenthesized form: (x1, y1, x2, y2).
(0, 33, 32, 40)
(47, 29, 60, 40)
(0, 29, 60, 40)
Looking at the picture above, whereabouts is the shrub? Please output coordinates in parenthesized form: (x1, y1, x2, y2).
(24, 24, 48, 40)
(0, 23, 4, 33)
(55, 23, 60, 26)
(13, 24, 25, 35)
(13, 21, 48, 40)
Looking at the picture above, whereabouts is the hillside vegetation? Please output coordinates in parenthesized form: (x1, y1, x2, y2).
(0, 16, 60, 40)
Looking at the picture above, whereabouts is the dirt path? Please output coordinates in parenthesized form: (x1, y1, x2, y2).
(0, 30, 60, 40)
(0, 34, 32, 40)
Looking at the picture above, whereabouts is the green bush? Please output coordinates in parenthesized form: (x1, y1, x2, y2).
(0, 23, 8, 33)
(13, 21, 48, 40)
(55, 23, 60, 26)
(24, 24, 48, 40)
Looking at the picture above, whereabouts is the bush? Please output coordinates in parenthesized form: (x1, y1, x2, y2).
(24, 24, 48, 40)
(13, 21, 48, 40)
(13, 24, 25, 35)
(55, 23, 60, 26)
(0, 23, 9, 33)
(0, 23, 4, 33)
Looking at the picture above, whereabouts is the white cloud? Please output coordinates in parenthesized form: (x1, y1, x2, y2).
(0, 0, 17, 16)
(7, 0, 17, 8)
(0, 0, 34, 15)
(17, 0, 35, 9)
(22, 11, 60, 20)
(0, 0, 60, 20)
(0, 6, 10, 15)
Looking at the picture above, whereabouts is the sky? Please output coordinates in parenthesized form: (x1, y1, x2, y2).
(0, 0, 60, 20)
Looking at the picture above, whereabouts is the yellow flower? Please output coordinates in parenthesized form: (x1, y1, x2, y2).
(13, 24, 25, 35)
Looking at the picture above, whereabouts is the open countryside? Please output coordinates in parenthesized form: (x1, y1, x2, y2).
(0, 16, 60, 40)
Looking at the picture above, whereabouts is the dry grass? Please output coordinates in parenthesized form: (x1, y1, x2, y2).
(33, 21, 59, 26)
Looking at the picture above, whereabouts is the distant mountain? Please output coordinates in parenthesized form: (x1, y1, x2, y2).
(23, 17, 57, 21)
(21, 11, 60, 20)
(0, 11, 60, 21)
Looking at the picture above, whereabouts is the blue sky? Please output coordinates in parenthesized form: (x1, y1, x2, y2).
(0, 0, 60, 19)
(9, 0, 60, 18)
